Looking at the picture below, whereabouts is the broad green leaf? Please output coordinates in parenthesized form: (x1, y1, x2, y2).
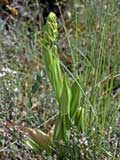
(44, 48, 63, 99)
(20, 126, 52, 152)
(23, 137, 41, 154)
(51, 50, 63, 99)
(59, 75, 72, 116)
(70, 81, 81, 119)
(75, 107, 86, 132)
(64, 114, 71, 140)
(54, 115, 71, 142)
(54, 115, 64, 141)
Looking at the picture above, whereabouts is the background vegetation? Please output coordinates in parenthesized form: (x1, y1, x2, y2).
(0, 0, 120, 159)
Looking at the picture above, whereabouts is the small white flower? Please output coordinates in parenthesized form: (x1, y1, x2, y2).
(0, 72, 6, 77)
(14, 87, 19, 92)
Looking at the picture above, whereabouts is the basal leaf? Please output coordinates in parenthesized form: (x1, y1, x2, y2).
(75, 107, 86, 132)
(59, 75, 72, 116)
(70, 81, 81, 119)
(54, 115, 71, 142)
(23, 137, 41, 154)
(54, 115, 64, 141)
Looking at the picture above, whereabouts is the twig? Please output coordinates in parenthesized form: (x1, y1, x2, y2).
(39, 113, 58, 128)
(98, 73, 120, 87)
(0, 140, 17, 152)
(113, 138, 118, 160)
